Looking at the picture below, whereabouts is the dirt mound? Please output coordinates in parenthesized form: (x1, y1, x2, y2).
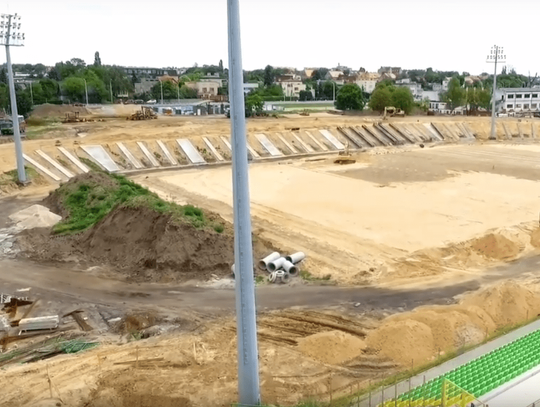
(9, 204, 62, 229)
(462, 281, 540, 326)
(471, 233, 520, 260)
(30, 104, 91, 119)
(366, 320, 435, 366)
(530, 228, 540, 248)
(366, 281, 540, 367)
(297, 330, 366, 365)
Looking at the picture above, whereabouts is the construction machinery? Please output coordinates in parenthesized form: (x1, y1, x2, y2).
(127, 106, 158, 120)
(63, 112, 81, 123)
(383, 106, 405, 120)
(334, 141, 356, 165)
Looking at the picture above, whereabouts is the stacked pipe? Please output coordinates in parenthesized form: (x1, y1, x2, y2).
(231, 251, 306, 284)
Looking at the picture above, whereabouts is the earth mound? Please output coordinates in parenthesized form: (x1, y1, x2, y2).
(471, 233, 520, 260)
(18, 172, 277, 282)
(30, 104, 91, 119)
(297, 330, 366, 365)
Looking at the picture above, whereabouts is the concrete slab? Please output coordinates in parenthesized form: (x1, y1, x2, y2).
(348, 127, 376, 147)
(363, 125, 392, 146)
(411, 124, 434, 142)
(58, 147, 89, 173)
(255, 133, 283, 156)
(502, 123, 513, 140)
(277, 134, 299, 154)
(220, 136, 232, 151)
(532, 123, 537, 139)
(137, 142, 160, 167)
(305, 131, 328, 151)
(117, 142, 143, 169)
(381, 124, 411, 144)
(319, 129, 345, 150)
(202, 137, 225, 161)
(80, 145, 120, 172)
(23, 154, 61, 181)
(518, 122, 525, 139)
(176, 139, 206, 164)
(35, 150, 74, 178)
(156, 140, 178, 165)
(462, 123, 477, 139)
(390, 124, 418, 143)
(292, 133, 314, 153)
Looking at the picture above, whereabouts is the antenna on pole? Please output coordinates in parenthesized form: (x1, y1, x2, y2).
(486, 45, 506, 140)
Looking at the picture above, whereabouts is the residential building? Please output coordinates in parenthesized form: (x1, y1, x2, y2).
(442, 77, 453, 91)
(432, 83, 443, 92)
(499, 87, 540, 113)
(185, 80, 222, 99)
(302, 68, 315, 80)
(243, 83, 260, 94)
(378, 66, 402, 76)
(124, 67, 166, 77)
(201, 72, 226, 88)
(325, 70, 345, 85)
(397, 81, 423, 100)
(274, 74, 306, 98)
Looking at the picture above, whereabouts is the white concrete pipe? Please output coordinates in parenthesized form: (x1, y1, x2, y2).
(286, 252, 306, 264)
(258, 252, 281, 270)
(283, 260, 298, 277)
(267, 257, 287, 272)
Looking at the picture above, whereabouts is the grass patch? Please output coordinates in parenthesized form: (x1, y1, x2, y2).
(300, 269, 331, 282)
(79, 157, 102, 172)
(52, 170, 225, 235)
(0, 166, 39, 185)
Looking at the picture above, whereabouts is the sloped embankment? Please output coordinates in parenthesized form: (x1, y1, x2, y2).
(18, 171, 277, 282)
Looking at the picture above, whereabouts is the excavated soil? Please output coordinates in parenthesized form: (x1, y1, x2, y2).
(30, 104, 91, 119)
(17, 173, 277, 283)
(471, 233, 521, 260)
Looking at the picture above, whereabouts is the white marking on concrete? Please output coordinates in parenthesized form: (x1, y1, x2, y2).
(319, 129, 345, 150)
(58, 147, 89, 173)
(202, 137, 225, 161)
(117, 142, 143, 169)
(177, 139, 206, 164)
(277, 134, 299, 154)
(80, 145, 120, 172)
(35, 150, 74, 178)
(305, 131, 328, 151)
(137, 142, 160, 167)
(255, 133, 283, 157)
(23, 154, 61, 181)
(422, 123, 443, 141)
(292, 133, 314, 153)
(246, 143, 260, 159)
(220, 136, 232, 151)
(156, 140, 178, 165)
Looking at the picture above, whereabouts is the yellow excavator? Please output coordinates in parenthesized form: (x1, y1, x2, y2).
(383, 106, 405, 120)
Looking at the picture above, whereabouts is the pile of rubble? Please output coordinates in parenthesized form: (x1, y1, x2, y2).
(232, 251, 306, 284)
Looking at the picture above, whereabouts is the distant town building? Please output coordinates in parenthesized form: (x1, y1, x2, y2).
(378, 66, 402, 76)
(274, 74, 306, 98)
(499, 87, 540, 113)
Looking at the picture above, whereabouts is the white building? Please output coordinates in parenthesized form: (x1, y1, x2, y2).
(499, 87, 540, 113)
(275, 74, 306, 98)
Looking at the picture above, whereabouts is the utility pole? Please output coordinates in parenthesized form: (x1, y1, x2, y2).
(83, 79, 89, 106)
(487, 45, 506, 140)
(227, 0, 260, 405)
(1, 13, 26, 183)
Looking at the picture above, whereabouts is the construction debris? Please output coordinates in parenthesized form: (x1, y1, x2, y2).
(232, 251, 307, 284)
(63, 310, 94, 332)
(19, 316, 60, 333)
(127, 106, 158, 121)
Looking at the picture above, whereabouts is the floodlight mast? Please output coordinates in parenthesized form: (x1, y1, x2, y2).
(1, 13, 26, 183)
(226, 0, 261, 405)
(486, 45, 506, 141)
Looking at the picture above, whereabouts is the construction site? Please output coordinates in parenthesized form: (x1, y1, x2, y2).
(2, 104, 540, 407)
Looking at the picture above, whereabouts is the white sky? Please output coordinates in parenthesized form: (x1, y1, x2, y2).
(3, 0, 540, 75)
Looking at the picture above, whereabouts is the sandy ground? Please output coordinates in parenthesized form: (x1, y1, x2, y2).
(137, 142, 540, 286)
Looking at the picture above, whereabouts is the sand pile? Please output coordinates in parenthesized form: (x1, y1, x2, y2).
(461, 281, 540, 326)
(530, 228, 540, 248)
(471, 233, 521, 260)
(297, 330, 366, 365)
(366, 281, 540, 367)
(30, 104, 91, 119)
(9, 205, 62, 230)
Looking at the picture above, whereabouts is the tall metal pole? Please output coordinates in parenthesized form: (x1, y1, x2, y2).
(227, 0, 260, 405)
(84, 79, 89, 106)
(487, 45, 506, 140)
(3, 14, 26, 183)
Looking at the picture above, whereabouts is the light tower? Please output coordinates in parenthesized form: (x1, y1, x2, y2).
(0, 13, 26, 183)
(487, 45, 506, 140)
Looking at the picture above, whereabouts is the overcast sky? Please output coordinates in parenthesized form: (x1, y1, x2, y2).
(3, 0, 539, 76)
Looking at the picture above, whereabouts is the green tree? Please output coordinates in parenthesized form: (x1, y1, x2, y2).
(246, 93, 264, 114)
(151, 80, 178, 101)
(39, 78, 60, 102)
(94, 51, 102, 67)
(61, 77, 86, 102)
(335, 83, 365, 111)
(391, 87, 415, 114)
(368, 86, 393, 112)
(0, 83, 9, 111)
(0, 68, 7, 84)
(264, 65, 274, 87)
(299, 90, 313, 101)
(442, 77, 465, 110)
(219, 59, 224, 72)
(16, 90, 33, 116)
